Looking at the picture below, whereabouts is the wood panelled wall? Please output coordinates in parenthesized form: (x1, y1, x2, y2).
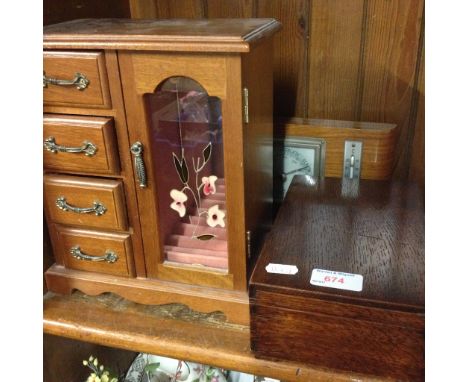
(129, 0, 425, 183)
(44, 0, 130, 25)
(43, 0, 425, 183)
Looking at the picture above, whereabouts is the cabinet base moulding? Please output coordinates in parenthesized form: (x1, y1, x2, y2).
(45, 265, 250, 326)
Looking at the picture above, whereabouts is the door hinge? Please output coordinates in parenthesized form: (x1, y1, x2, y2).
(246, 230, 252, 259)
(243, 87, 249, 124)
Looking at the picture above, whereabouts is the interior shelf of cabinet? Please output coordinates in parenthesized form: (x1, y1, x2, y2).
(43, 292, 394, 382)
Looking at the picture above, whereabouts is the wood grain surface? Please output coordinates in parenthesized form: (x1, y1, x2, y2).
(130, 0, 205, 18)
(102, 50, 148, 277)
(206, 0, 254, 18)
(359, 0, 424, 179)
(41, 3, 426, 377)
(43, 114, 120, 175)
(43, 50, 111, 108)
(250, 176, 424, 380)
(44, 174, 128, 231)
(308, 0, 364, 120)
(55, 226, 134, 277)
(43, 218, 55, 292)
(241, 40, 275, 277)
(251, 302, 423, 381)
(252, 176, 424, 309)
(43, 18, 281, 52)
(44, 0, 130, 26)
(44, 291, 396, 381)
(117, 32, 277, 292)
(279, 118, 397, 180)
(44, 1, 424, 183)
(45, 265, 249, 325)
(409, 39, 425, 187)
(256, 0, 309, 117)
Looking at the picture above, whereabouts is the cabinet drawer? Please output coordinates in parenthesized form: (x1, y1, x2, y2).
(44, 175, 128, 231)
(43, 115, 120, 175)
(56, 226, 133, 277)
(43, 51, 111, 108)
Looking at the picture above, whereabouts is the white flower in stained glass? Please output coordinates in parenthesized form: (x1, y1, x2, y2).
(206, 205, 225, 228)
(202, 175, 218, 195)
(170, 189, 188, 217)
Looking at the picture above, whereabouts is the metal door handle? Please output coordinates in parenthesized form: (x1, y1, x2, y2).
(131, 142, 147, 188)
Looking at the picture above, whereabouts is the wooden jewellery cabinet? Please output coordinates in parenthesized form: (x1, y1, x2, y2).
(43, 19, 281, 325)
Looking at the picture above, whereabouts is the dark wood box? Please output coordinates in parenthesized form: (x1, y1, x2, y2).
(249, 177, 424, 381)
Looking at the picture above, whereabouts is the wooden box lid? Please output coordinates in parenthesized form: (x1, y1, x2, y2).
(43, 18, 282, 52)
(250, 176, 424, 314)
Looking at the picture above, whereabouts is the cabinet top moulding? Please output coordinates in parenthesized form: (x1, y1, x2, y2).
(43, 18, 282, 52)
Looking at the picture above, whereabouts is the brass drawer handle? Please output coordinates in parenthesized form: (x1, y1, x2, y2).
(43, 72, 90, 90)
(131, 142, 147, 188)
(44, 136, 97, 156)
(56, 196, 107, 216)
(70, 246, 118, 263)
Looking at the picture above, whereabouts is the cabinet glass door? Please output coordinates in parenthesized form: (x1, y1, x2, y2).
(144, 77, 228, 271)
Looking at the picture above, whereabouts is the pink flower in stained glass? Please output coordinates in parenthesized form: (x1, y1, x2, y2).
(202, 175, 218, 195)
(170, 189, 188, 217)
(206, 205, 225, 228)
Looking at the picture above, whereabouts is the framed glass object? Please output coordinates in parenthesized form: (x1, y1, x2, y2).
(144, 76, 228, 270)
(275, 137, 326, 199)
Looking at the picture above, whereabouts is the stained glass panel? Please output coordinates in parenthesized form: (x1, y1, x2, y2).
(144, 77, 228, 270)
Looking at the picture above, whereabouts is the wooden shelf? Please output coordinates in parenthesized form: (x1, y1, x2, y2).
(44, 292, 393, 382)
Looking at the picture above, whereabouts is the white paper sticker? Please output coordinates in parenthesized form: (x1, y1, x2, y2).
(266, 263, 298, 275)
(310, 269, 363, 292)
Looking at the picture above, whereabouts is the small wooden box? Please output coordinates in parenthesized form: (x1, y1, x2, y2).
(249, 177, 424, 381)
(43, 18, 282, 325)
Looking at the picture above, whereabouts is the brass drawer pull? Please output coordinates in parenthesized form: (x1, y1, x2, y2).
(43, 71, 90, 90)
(44, 136, 97, 156)
(131, 142, 147, 188)
(56, 196, 107, 216)
(70, 246, 118, 263)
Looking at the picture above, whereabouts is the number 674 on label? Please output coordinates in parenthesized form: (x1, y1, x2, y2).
(310, 269, 363, 292)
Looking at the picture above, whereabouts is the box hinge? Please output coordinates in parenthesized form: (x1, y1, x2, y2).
(243, 87, 249, 124)
(246, 230, 252, 259)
